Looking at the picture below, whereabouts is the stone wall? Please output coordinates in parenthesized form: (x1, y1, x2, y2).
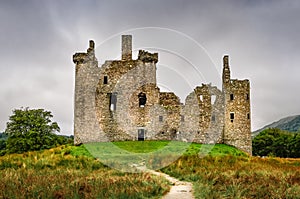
(179, 84, 224, 143)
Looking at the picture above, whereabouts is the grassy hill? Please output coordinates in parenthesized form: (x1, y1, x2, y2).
(1, 141, 300, 198)
(75, 141, 246, 171)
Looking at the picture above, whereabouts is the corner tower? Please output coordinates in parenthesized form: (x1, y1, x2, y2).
(222, 55, 252, 155)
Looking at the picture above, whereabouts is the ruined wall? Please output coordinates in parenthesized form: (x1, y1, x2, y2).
(153, 92, 181, 140)
(73, 36, 252, 155)
(180, 84, 224, 143)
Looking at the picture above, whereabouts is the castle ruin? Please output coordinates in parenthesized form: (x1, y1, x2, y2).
(73, 35, 252, 154)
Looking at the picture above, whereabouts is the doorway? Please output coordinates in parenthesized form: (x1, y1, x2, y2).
(138, 129, 145, 141)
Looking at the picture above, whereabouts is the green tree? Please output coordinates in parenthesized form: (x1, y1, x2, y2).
(0, 140, 6, 150)
(289, 133, 300, 158)
(5, 108, 61, 153)
(252, 128, 300, 158)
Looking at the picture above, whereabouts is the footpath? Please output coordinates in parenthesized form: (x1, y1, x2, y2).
(133, 164, 194, 199)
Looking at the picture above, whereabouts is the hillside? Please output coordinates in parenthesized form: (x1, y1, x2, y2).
(252, 115, 300, 137)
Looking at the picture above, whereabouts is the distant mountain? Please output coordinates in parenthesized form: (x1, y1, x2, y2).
(252, 115, 300, 137)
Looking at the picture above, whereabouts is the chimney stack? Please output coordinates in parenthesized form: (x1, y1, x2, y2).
(122, 35, 132, 61)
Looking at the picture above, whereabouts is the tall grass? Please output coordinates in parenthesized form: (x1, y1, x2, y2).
(0, 145, 170, 199)
(1, 141, 299, 198)
(161, 155, 300, 198)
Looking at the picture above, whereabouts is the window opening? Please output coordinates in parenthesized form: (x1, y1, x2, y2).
(211, 95, 216, 104)
(212, 115, 216, 122)
(159, 116, 163, 122)
(138, 92, 147, 107)
(199, 95, 203, 101)
(104, 76, 108, 84)
(110, 92, 117, 111)
(230, 112, 234, 122)
(230, 94, 234, 101)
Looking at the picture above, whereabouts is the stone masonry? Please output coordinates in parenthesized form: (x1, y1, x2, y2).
(73, 35, 252, 155)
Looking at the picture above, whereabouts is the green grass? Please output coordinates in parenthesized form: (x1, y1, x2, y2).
(77, 141, 246, 157)
(113, 140, 170, 153)
(72, 141, 246, 172)
(184, 143, 246, 156)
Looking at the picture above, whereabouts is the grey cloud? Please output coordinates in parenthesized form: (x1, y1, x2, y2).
(1, 0, 300, 134)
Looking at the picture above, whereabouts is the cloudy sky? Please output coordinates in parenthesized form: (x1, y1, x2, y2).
(1, 0, 300, 135)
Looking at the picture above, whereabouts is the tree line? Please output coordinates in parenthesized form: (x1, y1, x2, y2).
(252, 128, 300, 158)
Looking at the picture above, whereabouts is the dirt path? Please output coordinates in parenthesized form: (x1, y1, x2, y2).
(149, 170, 194, 199)
(134, 165, 194, 199)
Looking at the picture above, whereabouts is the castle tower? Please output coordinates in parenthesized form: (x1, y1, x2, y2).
(222, 55, 252, 155)
(73, 40, 105, 145)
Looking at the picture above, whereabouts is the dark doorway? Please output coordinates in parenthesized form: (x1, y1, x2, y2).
(138, 129, 145, 141)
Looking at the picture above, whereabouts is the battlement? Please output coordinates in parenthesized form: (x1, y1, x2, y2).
(73, 53, 88, 64)
(138, 50, 158, 63)
(73, 40, 97, 65)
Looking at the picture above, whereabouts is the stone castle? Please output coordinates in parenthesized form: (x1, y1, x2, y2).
(73, 35, 252, 154)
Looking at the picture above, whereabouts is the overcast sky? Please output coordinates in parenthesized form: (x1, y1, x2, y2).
(1, 0, 300, 134)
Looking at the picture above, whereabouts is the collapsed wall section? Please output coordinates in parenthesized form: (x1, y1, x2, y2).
(180, 84, 224, 143)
